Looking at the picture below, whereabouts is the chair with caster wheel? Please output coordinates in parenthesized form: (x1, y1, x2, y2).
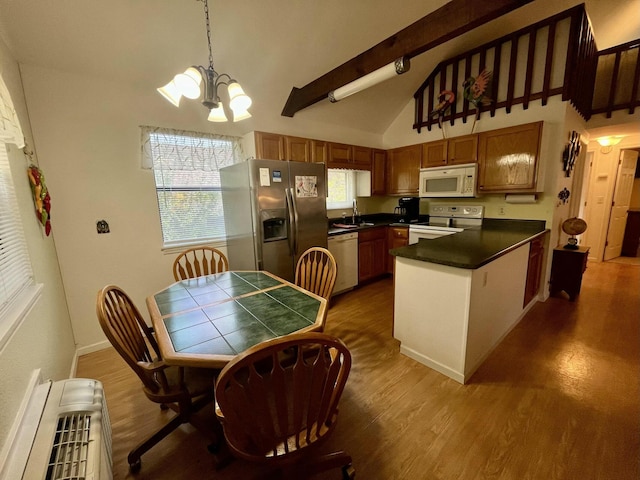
(215, 332, 355, 479)
(96, 284, 219, 472)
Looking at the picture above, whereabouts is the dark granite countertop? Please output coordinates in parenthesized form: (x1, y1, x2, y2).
(390, 219, 548, 269)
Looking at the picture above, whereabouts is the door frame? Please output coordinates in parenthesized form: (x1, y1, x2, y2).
(583, 142, 640, 262)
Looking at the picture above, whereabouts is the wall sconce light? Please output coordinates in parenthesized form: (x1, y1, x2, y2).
(328, 57, 410, 103)
(157, 0, 251, 122)
(596, 136, 623, 154)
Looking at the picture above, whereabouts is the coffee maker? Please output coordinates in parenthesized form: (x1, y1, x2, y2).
(394, 197, 420, 223)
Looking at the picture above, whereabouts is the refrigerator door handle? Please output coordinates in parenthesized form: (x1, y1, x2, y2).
(285, 188, 296, 256)
(290, 187, 300, 255)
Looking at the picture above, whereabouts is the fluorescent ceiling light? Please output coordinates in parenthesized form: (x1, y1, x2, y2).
(328, 57, 410, 103)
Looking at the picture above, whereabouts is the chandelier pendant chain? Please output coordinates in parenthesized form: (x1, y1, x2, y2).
(156, 0, 251, 121)
(202, 0, 215, 72)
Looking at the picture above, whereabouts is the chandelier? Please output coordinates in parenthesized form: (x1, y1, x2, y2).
(157, 0, 252, 122)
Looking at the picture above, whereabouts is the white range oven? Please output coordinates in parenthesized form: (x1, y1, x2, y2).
(409, 205, 484, 244)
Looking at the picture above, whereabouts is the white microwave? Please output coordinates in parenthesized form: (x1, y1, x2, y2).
(419, 163, 477, 198)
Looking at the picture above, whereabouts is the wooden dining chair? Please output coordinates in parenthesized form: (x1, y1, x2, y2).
(295, 247, 338, 306)
(96, 285, 219, 472)
(215, 332, 354, 479)
(173, 246, 229, 281)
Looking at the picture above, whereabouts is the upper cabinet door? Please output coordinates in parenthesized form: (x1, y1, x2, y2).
(352, 146, 372, 169)
(328, 142, 352, 168)
(477, 122, 542, 192)
(387, 144, 422, 195)
(421, 140, 448, 168)
(311, 140, 328, 164)
(372, 149, 386, 195)
(447, 134, 478, 165)
(255, 132, 285, 161)
(421, 135, 478, 168)
(285, 136, 311, 162)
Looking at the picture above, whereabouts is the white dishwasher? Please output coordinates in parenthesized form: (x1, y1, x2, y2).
(328, 232, 358, 295)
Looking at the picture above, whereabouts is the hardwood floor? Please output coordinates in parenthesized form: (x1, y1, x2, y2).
(76, 261, 640, 479)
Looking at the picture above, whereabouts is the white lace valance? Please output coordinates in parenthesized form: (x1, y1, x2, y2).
(140, 125, 243, 170)
(0, 74, 24, 148)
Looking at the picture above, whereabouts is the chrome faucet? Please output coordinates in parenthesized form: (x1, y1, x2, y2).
(352, 199, 360, 224)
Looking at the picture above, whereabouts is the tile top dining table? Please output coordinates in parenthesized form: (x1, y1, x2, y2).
(146, 270, 327, 369)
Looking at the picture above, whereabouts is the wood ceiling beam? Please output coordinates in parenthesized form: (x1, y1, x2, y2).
(281, 0, 534, 117)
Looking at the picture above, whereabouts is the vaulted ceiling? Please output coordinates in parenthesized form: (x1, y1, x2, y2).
(0, 0, 638, 138)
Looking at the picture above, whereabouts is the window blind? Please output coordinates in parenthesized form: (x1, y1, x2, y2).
(141, 126, 242, 247)
(0, 144, 34, 319)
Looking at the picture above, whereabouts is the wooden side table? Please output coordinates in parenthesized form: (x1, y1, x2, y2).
(550, 246, 590, 301)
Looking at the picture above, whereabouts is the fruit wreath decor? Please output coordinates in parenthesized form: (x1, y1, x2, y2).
(27, 164, 52, 236)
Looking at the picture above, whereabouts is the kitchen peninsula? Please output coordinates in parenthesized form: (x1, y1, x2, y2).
(390, 219, 548, 384)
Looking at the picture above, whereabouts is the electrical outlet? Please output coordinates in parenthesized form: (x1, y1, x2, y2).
(498, 207, 506, 216)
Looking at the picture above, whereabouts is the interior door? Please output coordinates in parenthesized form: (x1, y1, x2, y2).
(604, 150, 639, 260)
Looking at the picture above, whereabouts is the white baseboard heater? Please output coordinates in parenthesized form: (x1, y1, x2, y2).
(3, 378, 112, 480)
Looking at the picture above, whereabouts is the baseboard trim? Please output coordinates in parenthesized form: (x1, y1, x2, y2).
(399, 345, 465, 384)
(76, 340, 111, 357)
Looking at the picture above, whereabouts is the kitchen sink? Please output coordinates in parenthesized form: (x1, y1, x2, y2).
(332, 222, 375, 229)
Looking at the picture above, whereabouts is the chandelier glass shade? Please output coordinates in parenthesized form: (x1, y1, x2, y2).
(157, 0, 251, 122)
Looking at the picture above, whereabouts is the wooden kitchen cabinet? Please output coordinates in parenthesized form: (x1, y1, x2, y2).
(386, 144, 422, 195)
(358, 227, 387, 283)
(284, 135, 311, 162)
(421, 140, 448, 168)
(523, 236, 545, 307)
(550, 245, 590, 301)
(447, 134, 478, 165)
(421, 135, 478, 168)
(477, 121, 542, 192)
(386, 226, 409, 274)
(311, 140, 328, 164)
(255, 131, 284, 160)
(352, 145, 372, 169)
(327, 142, 352, 168)
(372, 149, 386, 195)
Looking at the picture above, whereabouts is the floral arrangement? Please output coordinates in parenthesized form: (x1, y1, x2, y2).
(27, 164, 51, 235)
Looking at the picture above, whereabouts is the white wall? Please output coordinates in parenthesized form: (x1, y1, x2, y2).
(0, 40, 75, 458)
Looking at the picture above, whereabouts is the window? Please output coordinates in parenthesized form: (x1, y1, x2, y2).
(0, 143, 34, 322)
(326, 169, 356, 210)
(141, 126, 243, 247)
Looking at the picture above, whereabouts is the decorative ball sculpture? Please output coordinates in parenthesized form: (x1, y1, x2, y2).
(562, 217, 587, 249)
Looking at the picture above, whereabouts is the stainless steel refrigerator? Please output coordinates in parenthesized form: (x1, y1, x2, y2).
(220, 159, 328, 282)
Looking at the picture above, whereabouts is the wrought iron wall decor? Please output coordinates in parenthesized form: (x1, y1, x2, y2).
(563, 130, 581, 177)
(557, 187, 570, 205)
